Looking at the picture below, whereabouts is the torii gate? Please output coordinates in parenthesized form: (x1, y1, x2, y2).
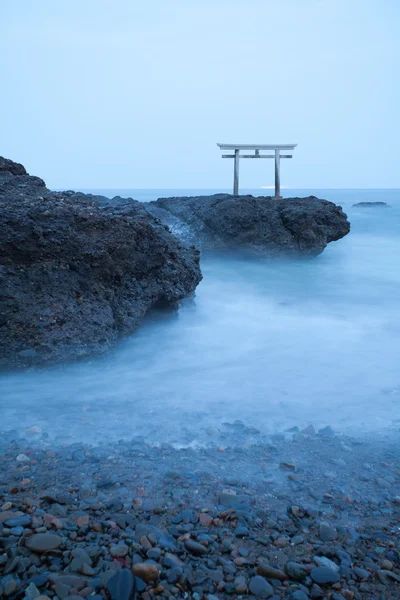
(217, 143, 297, 199)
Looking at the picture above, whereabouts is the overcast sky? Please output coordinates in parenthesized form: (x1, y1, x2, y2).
(1, 0, 399, 189)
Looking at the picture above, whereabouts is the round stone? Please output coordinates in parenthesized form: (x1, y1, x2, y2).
(310, 567, 340, 585)
(285, 562, 308, 581)
(235, 575, 248, 594)
(290, 591, 309, 600)
(249, 575, 273, 598)
(110, 543, 129, 558)
(184, 539, 208, 556)
(313, 556, 340, 572)
(257, 564, 287, 581)
(319, 522, 337, 542)
(25, 533, 62, 553)
(132, 563, 159, 582)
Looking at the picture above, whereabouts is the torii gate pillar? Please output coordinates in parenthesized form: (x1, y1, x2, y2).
(274, 149, 281, 199)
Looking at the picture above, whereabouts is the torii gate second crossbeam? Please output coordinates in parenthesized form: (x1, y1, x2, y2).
(217, 143, 297, 199)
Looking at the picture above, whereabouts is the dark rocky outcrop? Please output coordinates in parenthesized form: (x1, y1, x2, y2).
(0, 158, 202, 370)
(352, 201, 390, 207)
(148, 194, 350, 257)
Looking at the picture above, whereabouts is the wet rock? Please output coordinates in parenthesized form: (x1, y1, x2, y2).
(234, 526, 249, 537)
(257, 564, 287, 581)
(0, 510, 24, 523)
(74, 511, 89, 525)
(310, 566, 340, 584)
(0, 156, 202, 370)
(235, 575, 248, 593)
(5, 515, 31, 527)
(163, 553, 184, 568)
(280, 461, 296, 471)
(290, 592, 309, 600)
(110, 543, 129, 557)
(318, 426, 335, 437)
(132, 563, 159, 582)
(107, 568, 136, 600)
(318, 522, 337, 541)
(313, 556, 339, 572)
(353, 567, 370, 580)
(4, 579, 19, 596)
(285, 561, 308, 581)
(376, 477, 391, 489)
(377, 569, 400, 584)
(199, 512, 213, 526)
(149, 194, 350, 257)
(380, 559, 393, 570)
(55, 582, 70, 599)
(219, 493, 250, 508)
(167, 566, 183, 584)
(16, 453, 31, 462)
(185, 539, 208, 555)
(25, 533, 62, 553)
(249, 575, 274, 598)
(301, 425, 316, 435)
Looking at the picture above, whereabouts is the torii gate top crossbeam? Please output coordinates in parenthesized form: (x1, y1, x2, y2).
(217, 143, 297, 150)
(217, 142, 298, 198)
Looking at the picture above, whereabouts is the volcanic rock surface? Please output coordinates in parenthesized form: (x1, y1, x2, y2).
(148, 194, 350, 257)
(0, 157, 202, 370)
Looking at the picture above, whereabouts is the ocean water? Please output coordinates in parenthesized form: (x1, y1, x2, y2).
(1, 189, 399, 445)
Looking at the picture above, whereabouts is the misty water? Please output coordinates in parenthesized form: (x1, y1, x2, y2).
(1, 189, 399, 446)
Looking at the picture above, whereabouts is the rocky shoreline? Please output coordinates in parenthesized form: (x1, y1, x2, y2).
(0, 157, 202, 370)
(147, 194, 350, 257)
(1, 427, 399, 600)
(0, 156, 352, 370)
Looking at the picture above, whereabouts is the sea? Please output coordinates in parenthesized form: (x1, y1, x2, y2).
(1, 189, 399, 446)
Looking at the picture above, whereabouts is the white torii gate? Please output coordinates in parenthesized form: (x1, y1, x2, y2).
(217, 143, 297, 199)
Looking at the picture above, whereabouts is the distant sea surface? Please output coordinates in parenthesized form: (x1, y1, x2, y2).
(1, 189, 399, 445)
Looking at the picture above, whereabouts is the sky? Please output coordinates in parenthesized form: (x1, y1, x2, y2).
(1, 0, 399, 189)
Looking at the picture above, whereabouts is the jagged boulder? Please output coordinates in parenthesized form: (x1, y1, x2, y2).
(0, 158, 202, 370)
(148, 194, 350, 257)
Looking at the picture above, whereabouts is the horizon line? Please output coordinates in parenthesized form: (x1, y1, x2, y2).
(53, 187, 400, 191)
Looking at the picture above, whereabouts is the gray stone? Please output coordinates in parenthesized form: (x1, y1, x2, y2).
(25, 583, 40, 600)
(25, 533, 62, 553)
(257, 564, 287, 581)
(110, 543, 129, 558)
(185, 539, 208, 556)
(249, 575, 274, 598)
(353, 566, 370, 580)
(310, 567, 340, 584)
(318, 426, 335, 437)
(167, 566, 183, 584)
(285, 562, 308, 581)
(106, 569, 136, 600)
(290, 592, 309, 600)
(5, 515, 31, 527)
(319, 522, 337, 542)
(4, 579, 19, 596)
(313, 556, 340, 572)
(55, 582, 70, 599)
